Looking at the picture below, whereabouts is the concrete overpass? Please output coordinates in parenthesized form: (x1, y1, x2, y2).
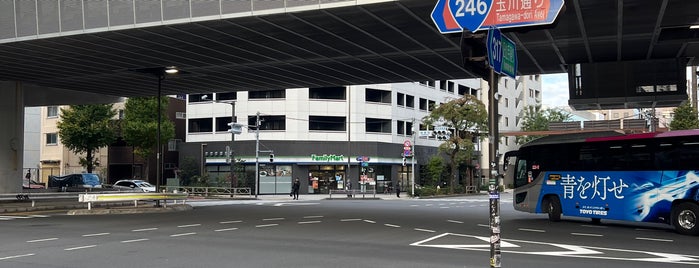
(1, 0, 698, 192)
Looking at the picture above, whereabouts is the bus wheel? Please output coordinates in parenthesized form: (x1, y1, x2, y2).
(545, 196, 562, 222)
(591, 218, 601, 224)
(673, 202, 699, 235)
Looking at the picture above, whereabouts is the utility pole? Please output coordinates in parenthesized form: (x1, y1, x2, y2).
(411, 118, 416, 197)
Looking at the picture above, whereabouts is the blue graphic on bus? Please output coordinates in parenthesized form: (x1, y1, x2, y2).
(539, 170, 699, 223)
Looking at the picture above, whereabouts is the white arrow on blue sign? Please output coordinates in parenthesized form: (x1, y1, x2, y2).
(431, 0, 565, 34)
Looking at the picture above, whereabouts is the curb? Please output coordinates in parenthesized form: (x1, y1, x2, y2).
(67, 204, 193, 215)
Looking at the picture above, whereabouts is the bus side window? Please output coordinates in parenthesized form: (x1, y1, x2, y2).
(514, 159, 528, 187)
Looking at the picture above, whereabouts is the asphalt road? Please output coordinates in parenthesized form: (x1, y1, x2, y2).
(1, 195, 697, 268)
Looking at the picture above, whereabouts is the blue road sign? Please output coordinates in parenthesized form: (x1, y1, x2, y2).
(487, 27, 502, 73)
(432, 0, 565, 33)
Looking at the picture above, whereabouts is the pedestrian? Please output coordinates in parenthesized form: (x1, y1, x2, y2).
(25, 169, 31, 181)
(291, 177, 300, 200)
(346, 180, 352, 198)
(396, 181, 401, 198)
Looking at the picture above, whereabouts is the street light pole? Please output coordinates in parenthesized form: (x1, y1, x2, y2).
(411, 118, 416, 197)
(230, 102, 236, 194)
(255, 112, 260, 198)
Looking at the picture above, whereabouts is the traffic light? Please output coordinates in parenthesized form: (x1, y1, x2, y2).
(460, 31, 490, 79)
(269, 153, 274, 163)
(434, 128, 451, 141)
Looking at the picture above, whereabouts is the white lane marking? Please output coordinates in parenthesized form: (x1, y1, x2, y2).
(303, 215, 323, 219)
(170, 232, 196, 237)
(0, 253, 35, 261)
(447, 220, 463, 224)
(0, 215, 31, 219)
(256, 224, 279, 228)
(298, 221, 321, 224)
(384, 224, 401, 228)
(477, 224, 489, 228)
(121, 238, 149, 243)
(571, 232, 603, 237)
(220, 220, 242, 224)
(410, 205, 419, 207)
(414, 228, 436, 233)
(132, 228, 158, 232)
(274, 203, 320, 206)
(82, 233, 110, 237)
(439, 207, 450, 209)
(215, 228, 239, 232)
(29, 215, 50, 218)
(340, 218, 362, 222)
(263, 218, 284, 221)
(64, 245, 97, 251)
(518, 228, 546, 233)
(27, 238, 58, 243)
(636, 237, 673, 242)
(363, 220, 376, 224)
(178, 224, 201, 228)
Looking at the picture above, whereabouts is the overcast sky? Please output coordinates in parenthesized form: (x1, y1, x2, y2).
(541, 73, 569, 108)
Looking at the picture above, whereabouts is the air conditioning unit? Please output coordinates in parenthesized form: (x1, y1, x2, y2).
(176, 112, 186, 119)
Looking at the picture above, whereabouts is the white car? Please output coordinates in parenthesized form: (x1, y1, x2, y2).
(113, 180, 157, 192)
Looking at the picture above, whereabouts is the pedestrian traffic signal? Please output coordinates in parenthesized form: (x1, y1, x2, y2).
(402, 156, 407, 166)
(269, 153, 274, 163)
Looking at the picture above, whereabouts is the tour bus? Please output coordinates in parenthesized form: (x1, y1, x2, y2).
(504, 129, 699, 235)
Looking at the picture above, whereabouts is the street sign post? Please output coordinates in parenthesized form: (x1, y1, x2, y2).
(431, 0, 565, 34)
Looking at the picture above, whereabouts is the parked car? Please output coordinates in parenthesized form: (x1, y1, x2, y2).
(48, 173, 102, 189)
(112, 180, 157, 192)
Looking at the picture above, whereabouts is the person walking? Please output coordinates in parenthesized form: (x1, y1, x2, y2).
(346, 180, 352, 198)
(291, 177, 301, 200)
(396, 181, 401, 198)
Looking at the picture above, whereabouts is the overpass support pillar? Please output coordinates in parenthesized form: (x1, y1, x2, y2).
(0, 81, 25, 193)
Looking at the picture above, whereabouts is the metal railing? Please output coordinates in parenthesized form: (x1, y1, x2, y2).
(329, 189, 376, 199)
(166, 186, 252, 197)
(79, 192, 188, 210)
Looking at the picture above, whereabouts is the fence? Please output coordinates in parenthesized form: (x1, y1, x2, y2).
(166, 186, 252, 197)
(329, 189, 376, 199)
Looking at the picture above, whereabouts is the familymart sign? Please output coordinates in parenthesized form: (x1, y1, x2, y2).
(310, 154, 345, 162)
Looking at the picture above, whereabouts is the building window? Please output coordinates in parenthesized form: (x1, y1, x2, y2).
(310, 87, 346, 100)
(248, 115, 286, 130)
(46, 133, 57, 145)
(428, 100, 436, 111)
(505, 98, 509, 108)
(397, 93, 405, 106)
(47, 106, 59, 118)
(309, 116, 346, 131)
(215, 117, 233, 132)
(118, 109, 125, 119)
(427, 81, 436, 88)
(189, 93, 212, 103)
(366, 118, 391, 133)
(249, 90, 286, 99)
(406, 95, 415, 108)
(406, 121, 413, 135)
(365, 88, 391, 104)
(505, 117, 509, 127)
(397, 120, 405, 135)
(439, 80, 447, 91)
(189, 118, 213, 133)
(419, 98, 428, 111)
(216, 92, 237, 101)
(448, 81, 454, 93)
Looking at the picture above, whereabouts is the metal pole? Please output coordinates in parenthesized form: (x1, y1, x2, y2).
(411, 118, 415, 197)
(488, 69, 501, 268)
(156, 75, 163, 202)
(255, 112, 260, 198)
(230, 102, 236, 196)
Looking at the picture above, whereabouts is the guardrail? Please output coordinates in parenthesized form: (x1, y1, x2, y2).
(329, 189, 376, 199)
(79, 192, 189, 210)
(166, 186, 252, 197)
(0, 192, 78, 207)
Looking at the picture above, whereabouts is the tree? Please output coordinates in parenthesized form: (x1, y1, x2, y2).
(516, 105, 572, 144)
(424, 156, 446, 187)
(121, 97, 175, 181)
(669, 102, 699, 130)
(422, 95, 488, 193)
(56, 104, 117, 173)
